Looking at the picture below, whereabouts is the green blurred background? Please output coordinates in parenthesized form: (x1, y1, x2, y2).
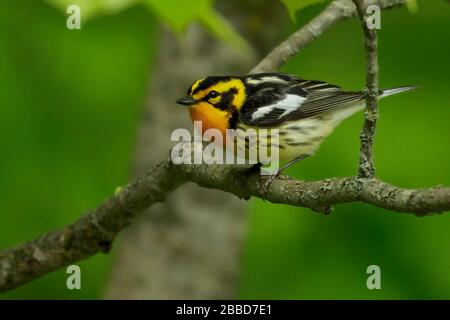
(0, 0, 449, 299)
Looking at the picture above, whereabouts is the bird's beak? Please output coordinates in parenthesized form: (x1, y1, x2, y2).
(176, 96, 197, 106)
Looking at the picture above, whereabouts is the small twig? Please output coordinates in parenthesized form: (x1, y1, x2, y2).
(354, 0, 379, 178)
(252, 0, 405, 73)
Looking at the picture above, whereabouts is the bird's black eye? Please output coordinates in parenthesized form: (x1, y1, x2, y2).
(208, 90, 220, 98)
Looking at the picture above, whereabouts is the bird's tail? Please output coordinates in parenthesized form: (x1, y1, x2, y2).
(379, 85, 418, 98)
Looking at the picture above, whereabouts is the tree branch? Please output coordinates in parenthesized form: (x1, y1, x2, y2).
(252, 0, 404, 73)
(1, 157, 449, 293)
(2, 0, 445, 295)
(354, 0, 379, 178)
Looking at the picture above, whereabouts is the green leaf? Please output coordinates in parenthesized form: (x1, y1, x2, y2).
(200, 8, 252, 55)
(144, 0, 211, 33)
(280, 0, 328, 23)
(144, 0, 251, 53)
(45, 0, 251, 54)
(405, 0, 419, 13)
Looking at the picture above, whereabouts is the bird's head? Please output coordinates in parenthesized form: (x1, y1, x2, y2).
(176, 76, 246, 135)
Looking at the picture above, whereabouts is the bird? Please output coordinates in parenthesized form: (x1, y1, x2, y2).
(176, 73, 416, 189)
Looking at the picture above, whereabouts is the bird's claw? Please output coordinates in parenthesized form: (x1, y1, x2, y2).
(261, 170, 281, 201)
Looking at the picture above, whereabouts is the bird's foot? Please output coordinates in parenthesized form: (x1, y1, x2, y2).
(261, 169, 281, 201)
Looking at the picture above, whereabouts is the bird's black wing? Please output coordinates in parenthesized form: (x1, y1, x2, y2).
(239, 73, 365, 127)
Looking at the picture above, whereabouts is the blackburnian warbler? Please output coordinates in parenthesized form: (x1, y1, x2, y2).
(176, 73, 416, 182)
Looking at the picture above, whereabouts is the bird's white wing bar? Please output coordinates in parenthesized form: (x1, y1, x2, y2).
(246, 76, 290, 85)
(250, 105, 277, 120)
(251, 94, 306, 121)
(278, 94, 307, 118)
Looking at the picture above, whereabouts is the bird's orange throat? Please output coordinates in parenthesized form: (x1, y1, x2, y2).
(188, 102, 230, 143)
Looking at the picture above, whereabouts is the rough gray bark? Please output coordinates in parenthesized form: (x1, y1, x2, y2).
(354, 0, 379, 178)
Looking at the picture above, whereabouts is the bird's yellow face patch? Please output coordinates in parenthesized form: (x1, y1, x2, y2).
(183, 77, 247, 137)
(190, 78, 246, 110)
(188, 78, 205, 96)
